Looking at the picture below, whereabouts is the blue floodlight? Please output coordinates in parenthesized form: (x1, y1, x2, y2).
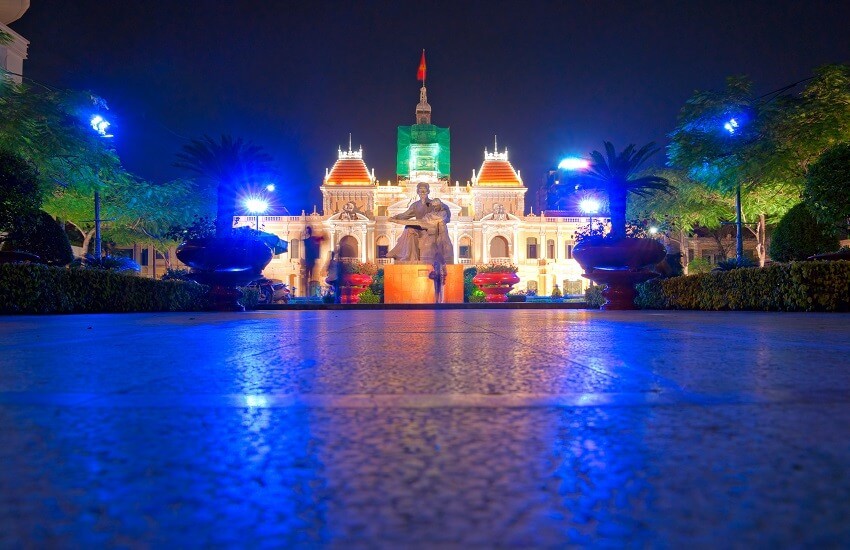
(265, 184, 276, 192)
(579, 198, 600, 214)
(723, 118, 739, 135)
(558, 157, 590, 170)
(90, 115, 113, 138)
(244, 198, 269, 214)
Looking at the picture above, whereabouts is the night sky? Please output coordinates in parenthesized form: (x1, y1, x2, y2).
(10, 0, 850, 213)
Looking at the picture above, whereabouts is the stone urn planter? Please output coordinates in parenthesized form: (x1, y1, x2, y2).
(573, 237, 666, 310)
(176, 237, 273, 311)
(340, 273, 373, 304)
(473, 271, 521, 303)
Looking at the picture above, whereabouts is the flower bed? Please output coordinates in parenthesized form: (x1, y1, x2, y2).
(635, 261, 850, 311)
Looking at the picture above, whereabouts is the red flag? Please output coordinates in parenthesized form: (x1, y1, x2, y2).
(417, 50, 426, 82)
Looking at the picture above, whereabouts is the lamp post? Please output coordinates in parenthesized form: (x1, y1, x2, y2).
(724, 117, 745, 262)
(579, 198, 600, 232)
(244, 197, 269, 231)
(90, 115, 113, 259)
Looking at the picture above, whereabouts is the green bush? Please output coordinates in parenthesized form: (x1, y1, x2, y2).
(0, 263, 209, 313)
(468, 289, 486, 303)
(368, 268, 384, 302)
(463, 267, 478, 302)
(1, 210, 73, 265)
(687, 258, 712, 274)
(635, 261, 850, 311)
(769, 203, 839, 261)
(551, 284, 562, 298)
(238, 286, 260, 309)
(585, 285, 605, 309)
(804, 142, 850, 232)
(72, 254, 142, 273)
(357, 288, 381, 304)
(712, 257, 756, 271)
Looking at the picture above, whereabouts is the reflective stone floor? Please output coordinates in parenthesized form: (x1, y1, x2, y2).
(1, 310, 849, 547)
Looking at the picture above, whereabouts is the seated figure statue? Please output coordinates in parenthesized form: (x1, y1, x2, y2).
(387, 182, 454, 265)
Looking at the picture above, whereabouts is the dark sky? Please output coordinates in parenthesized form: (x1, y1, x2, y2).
(11, 0, 850, 212)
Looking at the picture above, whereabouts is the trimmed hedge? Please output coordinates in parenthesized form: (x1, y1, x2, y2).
(0, 264, 209, 313)
(635, 261, 850, 312)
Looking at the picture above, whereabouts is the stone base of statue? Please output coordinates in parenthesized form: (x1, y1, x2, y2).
(383, 264, 464, 304)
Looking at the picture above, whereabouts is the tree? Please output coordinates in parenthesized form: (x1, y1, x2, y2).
(669, 65, 850, 266)
(804, 142, 850, 236)
(175, 135, 274, 237)
(0, 149, 41, 235)
(1, 210, 73, 265)
(769, 203, 839, 261)
(583, 142, 671, 240)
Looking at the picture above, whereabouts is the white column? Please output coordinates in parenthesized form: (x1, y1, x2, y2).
(513, 227, 520, 263)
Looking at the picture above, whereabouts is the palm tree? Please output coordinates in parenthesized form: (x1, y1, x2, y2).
(586, 142, 672, 240)
(175, 135, 274, 237)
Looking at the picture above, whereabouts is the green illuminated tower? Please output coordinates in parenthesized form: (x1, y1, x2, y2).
(396, 84, 450, 183)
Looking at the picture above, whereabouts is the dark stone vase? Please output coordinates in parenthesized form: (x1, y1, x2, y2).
(573, 237, 666, 310)
(176, 237, 273, 311)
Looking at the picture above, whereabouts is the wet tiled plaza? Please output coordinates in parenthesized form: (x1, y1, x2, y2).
(1, 310, 849, 547)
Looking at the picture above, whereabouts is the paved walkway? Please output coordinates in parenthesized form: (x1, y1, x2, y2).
(1, 310, 849, 547)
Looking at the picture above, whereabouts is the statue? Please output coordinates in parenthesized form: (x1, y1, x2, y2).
(387, 182, 454, 265)
(339, 201, 359, 221)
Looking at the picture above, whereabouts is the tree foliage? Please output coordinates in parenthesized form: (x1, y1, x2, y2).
(582, 142, 671, 239)
(175, 135, 274, 237)
(0, 148, 41, 233)
(769, 203, 839, 262)
(0, 210, 73, 265)
(804, 142, 850, 232)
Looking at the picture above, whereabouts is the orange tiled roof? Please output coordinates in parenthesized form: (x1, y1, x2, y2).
(476, 159, 523, 187)
(325, 158, 373, 186)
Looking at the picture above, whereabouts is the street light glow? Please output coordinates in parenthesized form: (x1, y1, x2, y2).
(649, 226, 659, 234)
(558, 157, 590, 170)
(90, 115, 113, 138)
(579, 198, 600, 214)
(244, 197, 269, 214)
(265, 184, 276, 192)
(723, 118, 739, 134)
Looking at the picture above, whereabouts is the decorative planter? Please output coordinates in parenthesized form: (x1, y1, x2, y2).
(176, 237, 273, 311)
(473, 272, 520, 303)
(327, 273, 373, 304)
(573, 237, 666, 310)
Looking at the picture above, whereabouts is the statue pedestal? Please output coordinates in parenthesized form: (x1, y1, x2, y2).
(384, 264, 464, 304)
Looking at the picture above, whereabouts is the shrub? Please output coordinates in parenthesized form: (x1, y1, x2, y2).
(0, 149, 41, 234)
(475, 263, 518, 273)
(468, 289, 486, 303)
(635, 261, 850, 311)
(551, 284, 562, 298)
(72, 254, 142, 273)
(712, 257, 756, 271)
(1, 210, 73, 266)
(0, 263, 209, 313)
(358, 288, 380, 304)
(804, 143, 850, 232)
(238, 286, 260, 309)
(770, 203, 839, 261)
(687, 258, 712, 274)
(463, 267, 478, 302)
(585, 284, 605, 309)
(368, 268, 384, 302)
(340, 261, 378, 276)
(161, 268, 193, 281)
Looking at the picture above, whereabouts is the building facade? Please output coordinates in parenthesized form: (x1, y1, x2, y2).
(240, 84, 595, 297)
(0, 0, 29, 83)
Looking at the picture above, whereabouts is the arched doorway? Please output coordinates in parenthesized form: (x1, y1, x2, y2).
(339, 235, 358, 259)
(376, 235, 390, 259)
(489, 236, 509, 259)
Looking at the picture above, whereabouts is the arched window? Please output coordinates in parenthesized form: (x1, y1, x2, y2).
(459, 236, 472, 259)
(376, 236, 389, 259)
(339, 235, 358, 259)
(526, 237, 538, 259)
(547, 239, 555, 259)
(489, 236, 509, 258)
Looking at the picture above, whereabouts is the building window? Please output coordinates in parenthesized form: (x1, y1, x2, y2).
(376, 235, 390, 259)
(291, 238, 301, 259)
(547, 239, 555, 259)
(461, 206, 469, 217)
(377, 206, 388, 217)
(565, 243, 574, 259)
(526, 237, 538, 259)
(563, 280, 583, 295)
(140, 249, 149, 266)
(459, 236, 472, 259)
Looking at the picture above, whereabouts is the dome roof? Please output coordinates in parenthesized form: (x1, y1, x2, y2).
(474, 149, 523, 187)
(324, 147, 375, 186)
(0, 0, 30, 25)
